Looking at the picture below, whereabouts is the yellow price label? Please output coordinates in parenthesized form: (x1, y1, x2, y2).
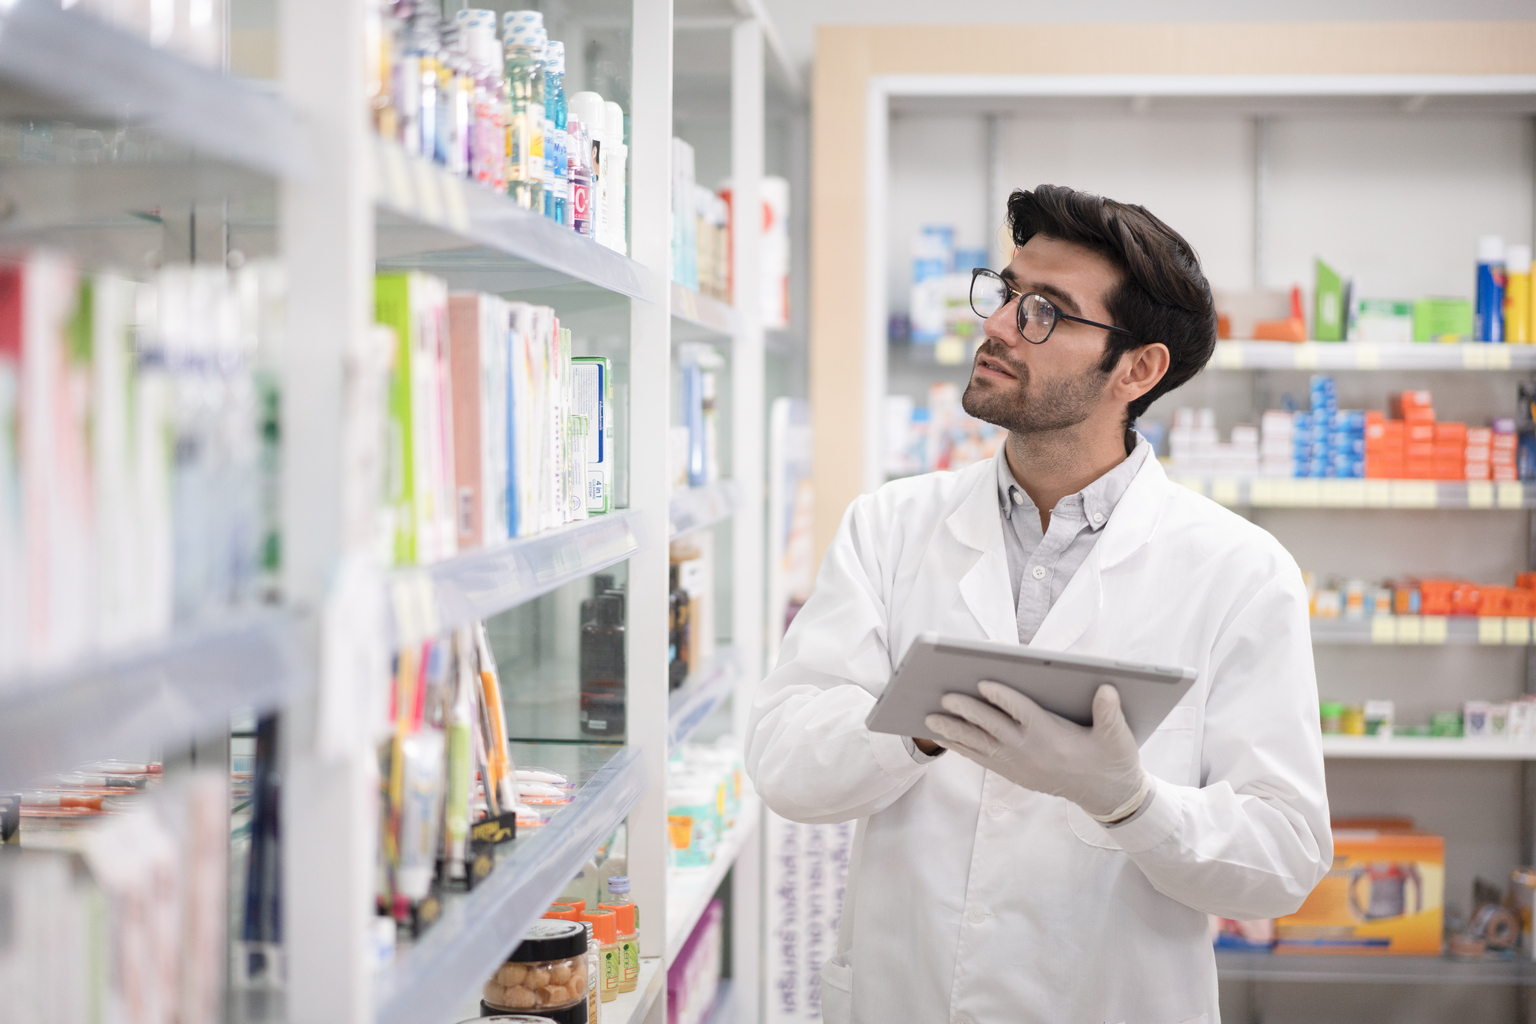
(1354, 345, 1381, 369)
(1364, 480, 1393, 507)
(1467, 482, 1494, 509)
(1506, 618, 1532, 645)
(1462, 345, 1489, 369)
(1294, 345, 1320, 369)
(1293, 480, 1320, 507)
(1498, 482, 1526, 509)
(1213, 342, 1244, 369)
(1479, 617, 1506, 644)
(1487, 347, 1513, 370)
(1421, 616, 1448, 644)
(1395, 617, 1422, 644)
(1371, 616, 1397, 644)
(1211, 479, 1240, 506)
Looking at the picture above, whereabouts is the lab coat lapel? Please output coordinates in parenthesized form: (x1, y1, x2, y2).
(1030, 448, 1170, 652)
(944, 467, 1017, 644)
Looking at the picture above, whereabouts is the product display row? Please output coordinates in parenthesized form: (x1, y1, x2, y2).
(1318, 698, 1536, 740)
(0, 254, 282, 676)
(1306, 571, 1536, 621)
(883, 382, 1002, 478)
(1213, 821, 1534, 964)
(1170, 380, 1536, 482)
(371, 3, 628, 252)
(374, 272, 611, 567)
(0, 761, 225, 1024)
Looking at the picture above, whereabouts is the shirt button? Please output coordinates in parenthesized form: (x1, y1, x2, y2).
(1091, 511, 1105, 525)
(986, 803, 1005, 818)
(1031, 565, 1046, 580)
(1010, 490, 1024, 506)
(967, 907, 988, 925)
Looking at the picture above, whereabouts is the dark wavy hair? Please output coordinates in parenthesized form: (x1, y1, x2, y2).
(1007, 184, 1217, 423)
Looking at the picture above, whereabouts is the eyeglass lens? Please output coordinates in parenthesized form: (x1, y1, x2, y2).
(969, 271, 1057, 344)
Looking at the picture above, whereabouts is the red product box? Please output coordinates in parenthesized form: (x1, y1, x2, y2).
(1419, 580, 1456, 616)
(1406, 423, 1436, 443)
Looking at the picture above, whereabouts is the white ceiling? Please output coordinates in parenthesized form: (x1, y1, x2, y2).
(759, 0, 1536, 81)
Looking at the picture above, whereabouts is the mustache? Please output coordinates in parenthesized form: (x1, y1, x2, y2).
(974, 339, 1028, 381)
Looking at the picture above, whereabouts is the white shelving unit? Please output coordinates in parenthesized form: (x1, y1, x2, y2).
(1322, 737, 1536, 760)
(1210, 340, 1536, 372)
(1312, 616, 1536, 646)
(0, 1, 780, 1022)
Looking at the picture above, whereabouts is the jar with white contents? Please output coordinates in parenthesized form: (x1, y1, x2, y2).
(480, 920, 590, 1023)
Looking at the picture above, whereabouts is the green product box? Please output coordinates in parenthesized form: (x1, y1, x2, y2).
(1314, 258, 1345, 342)
(1429, 711, 1463, 738)
(1413, 297, 1474, 344)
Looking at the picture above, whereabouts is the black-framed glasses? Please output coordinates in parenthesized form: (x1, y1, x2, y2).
(969, 267, 1135, 345)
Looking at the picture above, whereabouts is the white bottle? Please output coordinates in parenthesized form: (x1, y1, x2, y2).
(571, 91, 608, 247)
(603, 101, 627, 255)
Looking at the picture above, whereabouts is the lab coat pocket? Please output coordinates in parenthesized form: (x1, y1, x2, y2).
(820, 954, 853, 1024)
(1138, 704, 1199, 786)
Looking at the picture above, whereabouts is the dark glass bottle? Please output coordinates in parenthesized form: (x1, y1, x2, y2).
(580, 593, 625, 737)
(668, 563, 690, 691)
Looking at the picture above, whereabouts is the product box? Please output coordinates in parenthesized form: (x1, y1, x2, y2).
(1413, 297, 1474, 344)
(570, 357, 612, 514)
(1276, 822, 1444, 955)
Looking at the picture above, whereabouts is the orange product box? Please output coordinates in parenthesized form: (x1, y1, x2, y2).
(1418, 580, 1456, 615)
(1276, 824, 1444, 955)
(1466, 444, 1492, 462)
(1406, 441, 1435, 458)
(1495, 465, 1519, 481)
(1509, 589, 1536, 617)
(1405, 462, 1435, 480)
(1434, 422, 1467, 440)
(1366, 461, 1404, 480)
(1492, 449, 1517, 467)
(1519, 572, 1536, 591)
(1479, 586, 1511, 616)
(1433, 444, 1465, 461)
(1392, 390, 1434, 415)
(1468, 427, 1493, 445)
(1450, 581, 1482, 614)
(1434, 464, 1464, 481)
(1406, 423, 1436, 443)
(1365, 410, 1385, 425)
(1466, 463, 1492, 481)
(1405, 409, 1435, 424)
(1392, 586, 1420, 616)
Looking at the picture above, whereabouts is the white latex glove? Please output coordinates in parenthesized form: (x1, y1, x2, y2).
(925, 681, 1150, 822)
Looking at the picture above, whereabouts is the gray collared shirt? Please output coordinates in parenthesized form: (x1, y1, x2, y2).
(998, 436, 1150, 645)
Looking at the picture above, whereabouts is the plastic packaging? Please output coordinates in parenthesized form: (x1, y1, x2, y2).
(482, 920, 590, 1020)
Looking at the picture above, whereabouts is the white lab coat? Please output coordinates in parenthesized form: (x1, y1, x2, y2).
(746, 452, 1331, 1024)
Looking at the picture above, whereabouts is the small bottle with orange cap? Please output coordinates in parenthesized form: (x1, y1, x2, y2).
(598, 875, 640, 993)
(578, 908, 620, 1003)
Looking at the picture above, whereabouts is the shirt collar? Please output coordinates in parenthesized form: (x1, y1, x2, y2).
(995, 432, 1152, 530)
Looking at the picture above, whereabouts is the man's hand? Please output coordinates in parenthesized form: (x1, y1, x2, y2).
(925, 681, 1149, 821)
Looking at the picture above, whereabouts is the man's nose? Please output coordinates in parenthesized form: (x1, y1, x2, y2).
(984, 300, 1022, 350)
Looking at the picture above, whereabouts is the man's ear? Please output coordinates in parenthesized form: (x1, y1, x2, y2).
(1115, 343, 1170, 403)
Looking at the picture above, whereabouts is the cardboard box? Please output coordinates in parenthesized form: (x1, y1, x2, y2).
(1276, 824, 1444, 955)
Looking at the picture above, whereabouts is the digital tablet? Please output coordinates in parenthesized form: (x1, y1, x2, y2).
(865, 633, 1198, 746)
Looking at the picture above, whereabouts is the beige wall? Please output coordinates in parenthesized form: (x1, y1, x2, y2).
(809, 21, 1536, 564)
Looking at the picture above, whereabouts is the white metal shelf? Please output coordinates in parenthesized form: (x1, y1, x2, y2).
(665, 792, 762, 965)
(0, 609, 309, 792)
(670, 481, 739, 538)
(668, 647, 743, 754)
(1208, 340, 1536, 372)
(1172, 475, 1536, 510)
(671, 281, 740, 338)
(608, 957, 666, 1024)
(375, 744, 647, 1024)
(1311, 616, 1536, 646)
(1215, 950, 1536, 984)
(390, 512, 641, 640)
(1321, 736, 1536, 760)
(371, 138, 657, 301)
(0, 0, 307, 180)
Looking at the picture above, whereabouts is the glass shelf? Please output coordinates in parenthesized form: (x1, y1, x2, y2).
(1208, 340, 1536, 372)
(671, 281, 738, 339)
(1321, 736, 1536, 760)
(670, 481, 739, 538)
(0, 609, 308, 793)
(372, 138, 657, 302)
(1215, 950, 1536, 985)
(665, 790, 760, 965)
(1311, 616, 1535, 646)
(0, 0, 306, 180)
(375, 742, 644, 1024)
(1171, 476, 1536, 511)
(668, 647, 741, 754)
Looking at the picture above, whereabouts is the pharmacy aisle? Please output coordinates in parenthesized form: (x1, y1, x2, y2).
(0, 0, 794, 1023)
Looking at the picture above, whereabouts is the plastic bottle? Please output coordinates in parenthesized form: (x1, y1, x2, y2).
(603, 101, 627, 254)
(578, 909, 620, 1002)
(544, 40, 568, 224)
(467, 24, 506, 190)
(1506, 243, 1532, 345)
(408, 6, 440, 161)
(502, 12, 545, 210)
(569, 119, 593, 238)
(571, 92, 606, 243)
(599, 876, 640, 993)
(1477, 235, 1507, 343)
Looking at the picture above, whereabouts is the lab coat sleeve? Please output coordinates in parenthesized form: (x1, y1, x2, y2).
(1103, 570, 1332, 920)
(745, 495, 933, 825)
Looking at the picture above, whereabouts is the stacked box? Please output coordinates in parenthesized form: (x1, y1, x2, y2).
(1260, 410, 1295, 477)
(1329, 410, 1366, 478)
(1492, 417, 1519, 481)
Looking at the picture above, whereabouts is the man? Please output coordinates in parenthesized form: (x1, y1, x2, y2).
(745, 185, 1330, 1024)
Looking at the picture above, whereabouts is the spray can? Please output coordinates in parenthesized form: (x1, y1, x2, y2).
(1506, 243, 1531, 345)
(1477, 235, 1507, 343)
